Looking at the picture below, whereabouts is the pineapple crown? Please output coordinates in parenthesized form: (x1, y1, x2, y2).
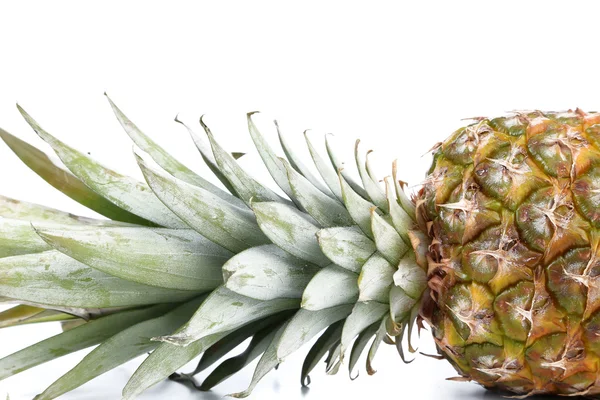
(0, 94, 428, 399)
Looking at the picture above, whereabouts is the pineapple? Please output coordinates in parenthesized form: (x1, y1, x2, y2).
(0, 98, 599, 398)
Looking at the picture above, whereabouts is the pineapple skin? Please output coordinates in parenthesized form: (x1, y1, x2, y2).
(418, 110, 600, 396)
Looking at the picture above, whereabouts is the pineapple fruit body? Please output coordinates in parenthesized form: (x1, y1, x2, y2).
(420, 110, 600, 396)
(1, 99, 600, 398)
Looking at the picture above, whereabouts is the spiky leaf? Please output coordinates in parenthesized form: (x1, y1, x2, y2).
(316, 226, 376, 273)
(223, 245, 319, 300)
(137, 154, 269, 253)
(0, 304, 171, 380)
(0, 251, 195, 308)
(17, 107, 185, 228)
(157, 286, 299, 346)
(252, 201, 330, 266)
(301, 265, 359, 310)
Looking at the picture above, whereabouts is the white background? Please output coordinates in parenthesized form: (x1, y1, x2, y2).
(0, 1, 597, 399)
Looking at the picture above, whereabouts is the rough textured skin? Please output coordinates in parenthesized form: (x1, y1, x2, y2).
(418, 110, 600, 396)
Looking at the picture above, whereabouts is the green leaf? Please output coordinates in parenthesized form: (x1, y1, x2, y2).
(157, 286, 299, 346)
(283, 160, 353, 228)
(393, 252, 427, 299)
(370, 209, 409, 266)
(366, 317, 388, 375)
(324, 342, 342, 375)
(339, 172, 376, 239)
(300, 320, 344, 386)
(276, 304, 352, 361)
(0, 305, 76, 329)
(203, 120, 289, 206)
(276, 122, 333, 197)
(177, 116, 242, 199)
(0, 218, 51, 258)
(33, 297, 206, 400)
(348, 321, 379, 379)
(229, 322, 288, 398)
(384, 177, 413, 243)
(199, 324, 277, 390)
(301, 265, 358, 311)
(17, 106, 185, 228)
(389, 286, 417, 323)
(357, 254, 395, 303)
(0, 304, 171, 380)
(305, 133, 343, 201)
(136, 154, 270, 253)
(355, 143, 387, 211)
(0, 250, 196, 308)
(340, 301, 388, 356)
(325, 135, 369, 199)
(247, 113, 297, 203)
(392, 160, 416, 219)
(0, 128, 149, 225)
(0, 195, 132, 226)
(106, 95, 244, 208)
(316, 226, 376, 273)
(184, 312, 291, 378)
(122, 331, 229, 400)
(252, 202, 330, 266)
(223, 245, 319, 300)
(35, 226, 230, 291)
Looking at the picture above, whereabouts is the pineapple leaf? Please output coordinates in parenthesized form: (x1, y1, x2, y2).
(0, 250, 196, 308)
(384, 177, 413, 243)
(136, 153, 270, 253)
(177, 116, 242, 199)
(355, 143, 388, 211)
(0, 303, 172, 381)
(393, 252, 427, 299)
(0, 195, 132, 226)
(229, 322, 288, 398)
(156, 286, 299, 347)
(348, 321, 379, 379)
(17, 106, 186, 228)
(223, 245, 320, 301)
(0, 128, 149, 225)
(0, 305, 76, 329)
(0, 218, 51, 258)
(340, 301, 388, 356)
(276, 123, 333, 197)
(246, 113, 298, 204)
(325, 135, 369, 199)
(389, 286, 417, 323)
(33, 297, 206, 400)
(339, 172, 376, 238)
(301, 265, 359, 311)
(122, 331, 229, 400)
(316, 226, 376, 273)
(276, 304, 352, 361)
(199, 324, 277, 390)
(392, 160, 416, 219)
(325, 342, 342, 375)
(252, 201, 330, 266)
(182, 312, 292, 378)
(202, 119, 289, 206)
(366, 317, 388, 375)
(370, 209, 409, 266)
(283, 159, 354, 228)
(34, 226, 230, 291)
(300, 320, 344, 387)
(357, 254, 395, 303)
(304, 132, 343, 201)
(105, 95, 243, 208)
